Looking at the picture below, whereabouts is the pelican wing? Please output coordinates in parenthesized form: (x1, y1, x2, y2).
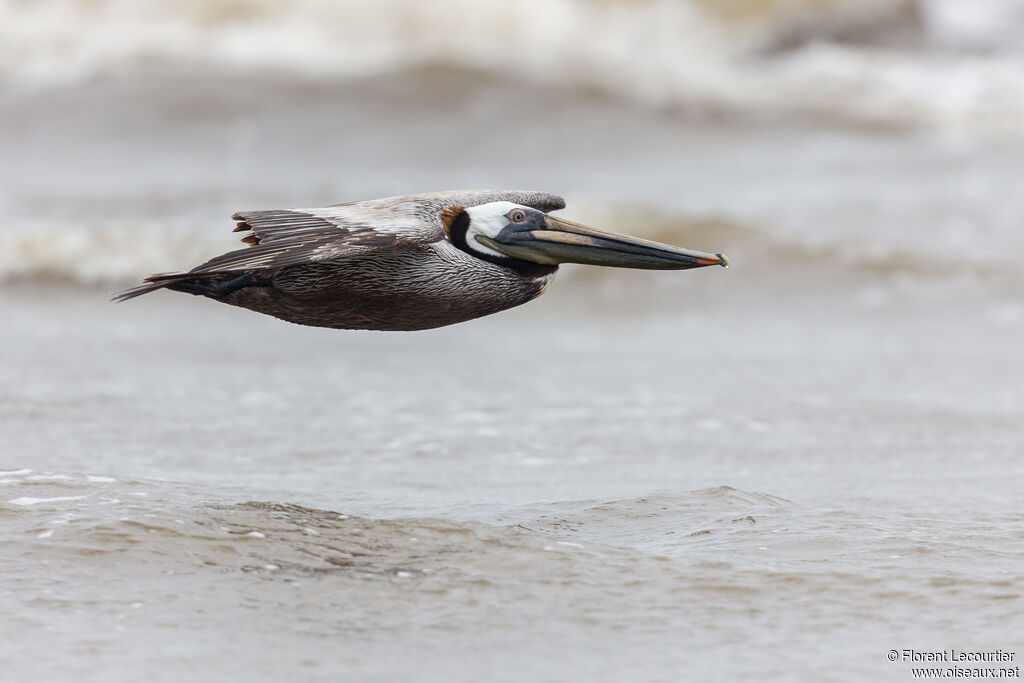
(189, 189, 566, 274)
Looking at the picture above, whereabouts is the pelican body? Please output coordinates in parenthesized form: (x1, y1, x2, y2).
(114, 190, 727, 331)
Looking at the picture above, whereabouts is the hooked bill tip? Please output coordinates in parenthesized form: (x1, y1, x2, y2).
(717, 253, 730, 268)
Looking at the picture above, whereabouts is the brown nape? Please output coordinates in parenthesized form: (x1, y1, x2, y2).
(440, 205, 465, 238)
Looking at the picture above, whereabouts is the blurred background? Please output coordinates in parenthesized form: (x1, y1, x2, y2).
(2, 2, 1023, 682)
(3, 0, 1024, 282)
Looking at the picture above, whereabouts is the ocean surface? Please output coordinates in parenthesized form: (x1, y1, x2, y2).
(2, 1, 1024, 681)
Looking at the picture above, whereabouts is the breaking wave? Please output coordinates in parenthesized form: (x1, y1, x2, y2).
(2, 204, 1018, 289)
(3, 0, 1024, 134)
(4, 1, 1023, 288)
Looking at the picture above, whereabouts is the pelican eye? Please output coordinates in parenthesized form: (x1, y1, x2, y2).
(509, 209, 527, 223)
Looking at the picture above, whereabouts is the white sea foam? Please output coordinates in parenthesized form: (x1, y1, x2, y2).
(2, 0, 1023, 287)
(2, 0, 1024, 134)
(0, 225, 231, 285)
(9, 496, 87, 506)
(0, 469, 33, 477)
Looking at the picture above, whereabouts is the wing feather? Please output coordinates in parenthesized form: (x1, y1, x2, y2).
(187, 189, 566, 275)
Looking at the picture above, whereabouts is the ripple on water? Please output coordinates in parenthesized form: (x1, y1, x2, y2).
(2, 470, 1020, 679)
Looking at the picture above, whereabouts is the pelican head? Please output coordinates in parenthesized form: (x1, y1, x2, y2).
(451, 202, 728, 271)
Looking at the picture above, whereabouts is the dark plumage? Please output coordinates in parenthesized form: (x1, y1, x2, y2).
(113, 189, 727, 331)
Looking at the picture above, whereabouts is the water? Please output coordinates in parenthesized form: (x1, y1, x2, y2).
(3, 1, 1024, 680)
(3, 267, 1021, 680)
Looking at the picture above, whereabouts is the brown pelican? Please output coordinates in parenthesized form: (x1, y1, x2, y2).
(113, 190, 728, 331)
